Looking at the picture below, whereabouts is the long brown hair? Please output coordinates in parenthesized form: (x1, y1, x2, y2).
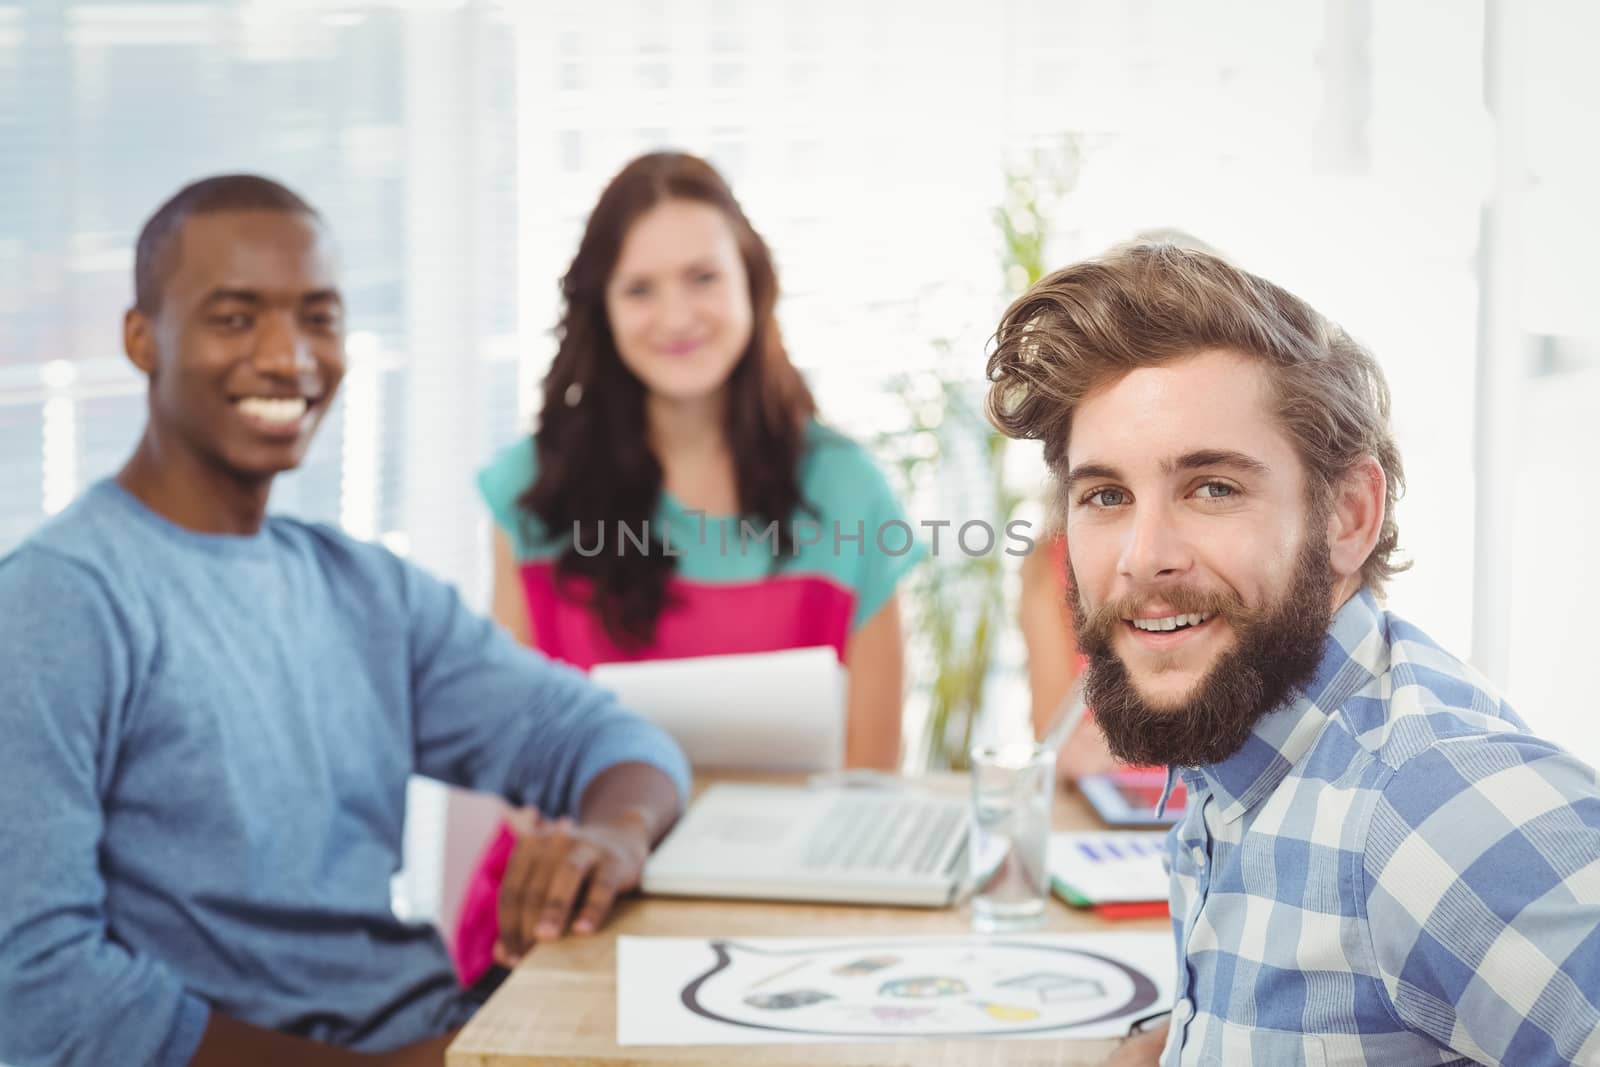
(520, 152, 816, 648)
(986, 242, 1407, 595)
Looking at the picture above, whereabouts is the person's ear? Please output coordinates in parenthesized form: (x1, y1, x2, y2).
(124, 306, 157, 378)
(1326, 456, 1385, 583)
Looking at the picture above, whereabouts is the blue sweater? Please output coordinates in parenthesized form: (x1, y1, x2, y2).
(0, 480, 691, 1067)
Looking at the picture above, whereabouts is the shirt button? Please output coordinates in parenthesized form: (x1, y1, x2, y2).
(1191, 846, 1206, 868)
(1173, 998, 1194, 1023)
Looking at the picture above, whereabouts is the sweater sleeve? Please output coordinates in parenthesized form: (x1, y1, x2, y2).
(0, 549, 210, 1067)
(399, 557, 691, 812)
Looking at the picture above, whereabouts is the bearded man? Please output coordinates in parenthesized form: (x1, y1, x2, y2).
(987, 243, 1600, 1066)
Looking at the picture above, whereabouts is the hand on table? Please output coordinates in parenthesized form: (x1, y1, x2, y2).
(494, 808, 652, 965)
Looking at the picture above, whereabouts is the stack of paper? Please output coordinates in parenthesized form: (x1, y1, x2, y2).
(591, 646, 845, 772)
(1048, 831, 1171, 917)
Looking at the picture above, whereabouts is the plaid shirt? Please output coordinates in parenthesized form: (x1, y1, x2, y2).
(1157, 589, 1600, 1066)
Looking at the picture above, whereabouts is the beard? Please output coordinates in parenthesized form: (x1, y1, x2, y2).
(1070, 528, 1336, 769)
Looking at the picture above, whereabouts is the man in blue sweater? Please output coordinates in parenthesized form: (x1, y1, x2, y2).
(0, 175, 692, 1067)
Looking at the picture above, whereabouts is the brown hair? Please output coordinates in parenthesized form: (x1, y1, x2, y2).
(986, 242, 1407, 594)
(521, 152, 816, 647)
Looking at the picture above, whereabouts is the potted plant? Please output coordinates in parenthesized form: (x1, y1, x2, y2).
(880, 143, 1080, 771)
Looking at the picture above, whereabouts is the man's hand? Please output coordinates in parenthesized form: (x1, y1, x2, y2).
(494, 810, 652, 963)
(1099, 1023, 1169, 1066)
(495, 761, 682, 965)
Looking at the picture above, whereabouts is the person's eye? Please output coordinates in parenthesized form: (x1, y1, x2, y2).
(1081, 487, 1128, 509)
(622, 282, 651, 299)
(211, 313, 252, 331)
(693, 270, 719, 286)
(304, 311, 340, 331)
(1194, 481, 1236, 500)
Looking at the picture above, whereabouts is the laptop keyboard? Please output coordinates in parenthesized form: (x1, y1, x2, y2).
(800, 794, 966, 877)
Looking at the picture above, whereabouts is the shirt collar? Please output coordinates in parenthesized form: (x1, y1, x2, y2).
(1157, 587, 1388, 824)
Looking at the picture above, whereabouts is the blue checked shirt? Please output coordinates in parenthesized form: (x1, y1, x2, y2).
(1156, 589, 1600, 1066)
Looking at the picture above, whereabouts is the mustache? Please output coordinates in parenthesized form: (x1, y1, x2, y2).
(1071, 581, 1259, 650)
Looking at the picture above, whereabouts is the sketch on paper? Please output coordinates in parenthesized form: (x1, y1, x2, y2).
(616, 933, 1175, 1046)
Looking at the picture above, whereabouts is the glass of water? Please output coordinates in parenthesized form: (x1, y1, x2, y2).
(968, 741, 1056, 932)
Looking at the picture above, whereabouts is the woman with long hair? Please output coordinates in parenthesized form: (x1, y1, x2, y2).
(452, 151, 922, 984)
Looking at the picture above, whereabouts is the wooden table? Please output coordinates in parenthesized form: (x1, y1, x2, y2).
(447, 776, 1169, 1067)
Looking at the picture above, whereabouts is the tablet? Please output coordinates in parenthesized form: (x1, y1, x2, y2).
(1079, 769, 1187, 826)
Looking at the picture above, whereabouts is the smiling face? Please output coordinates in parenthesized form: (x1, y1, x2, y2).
(129, 209, 344, 481)
(604, 198, 753, 406)
(1063, 348, 1337, 764)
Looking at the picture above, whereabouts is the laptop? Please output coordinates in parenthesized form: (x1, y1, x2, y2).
(641, 782, 970, 907)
